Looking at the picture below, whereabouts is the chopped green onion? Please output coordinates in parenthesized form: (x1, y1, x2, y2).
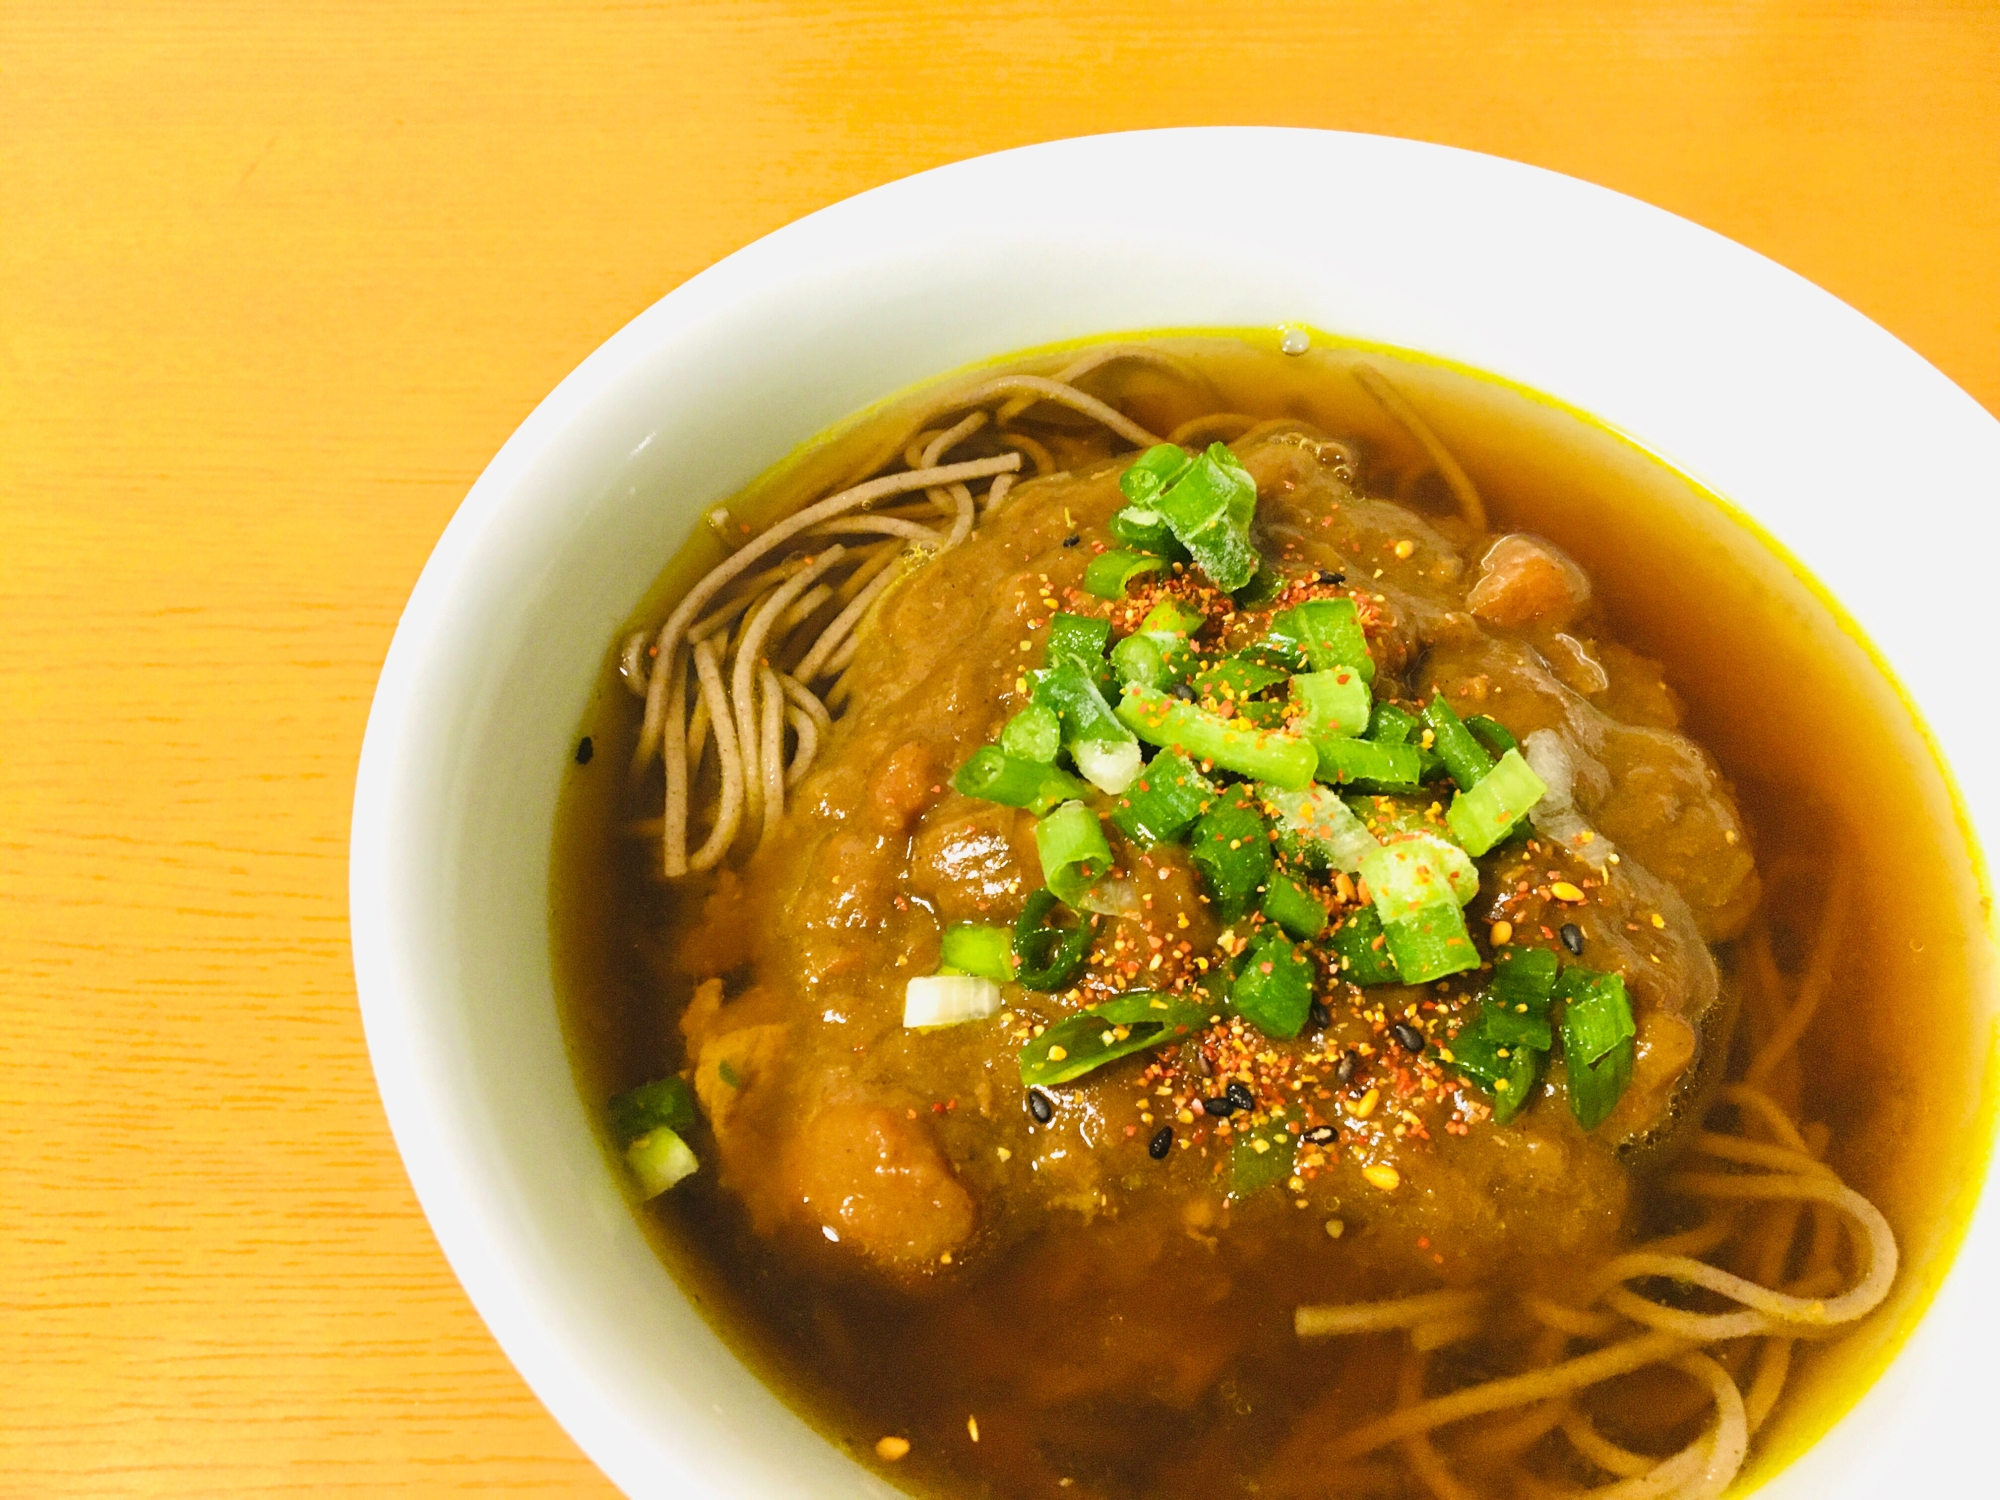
(1110, 747, 1216, 846)
(1140, 597, 1205, 636)
(1260, 873, 1329, 941)
(1150, 442, 1261, 591)
(1188, 786, 1275, 923)
(1000, 703, 1061, 763)
(1230, 929, 1315, 1039)
(1194, 656, 1290, 706)
(625, 1127, 698, 1198)
(1490, 947, 1559, 1013)
(1083, 549, 1168, 599)
(1313, 736, 1424, 792)
(1421, 694, 1494, 791)
(1326, 906, 1400, 986)
(1033, 656, 1140, 791)
(1445, 747, 1548, 856)
(1557, 968, 1637, 1064)
(1118, 684, 1318, 790)
(903, 973, 1004, 1028)
(1377, 831, 1478, 905)
(1292, 668, 1372, 739)
(1238, 635, 1308, 673)
(1232, 567, 1286, 608)
(609, 1077, 698, 1145)
(953, 745, 1089, 813)
(1012, 889, 1088, 991)
(1119, 443, 1194, 506)
(1261, 783, 1379, 874)
(1107, 506, 1187, 559)
(1229, 1103, 1301, 1197)
(1449, 1007, 1546, 1123)
(1046, 611, 1111, 667)
(1465, 714, 1519, 755)
(1360, 839, 1471, 921)
(939, 922, 1016, 982)
(1558, 967, 1636, 1130)
(1112, 636, 1168, 692)
(1366, 701, 1418, 745)
(1381, 902, 1480, 983)
(1480, 1004, 1554, 1051)
(1264, 870, 1334, 937)
(1034, 801, 1114, 907)
(1019, 991, 1207, 1086)
(1270, 598, 1373, 681)
(1072, 739, 1142, 794)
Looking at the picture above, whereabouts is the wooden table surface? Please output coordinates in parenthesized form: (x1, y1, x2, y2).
(4, 3, 1996, 1493)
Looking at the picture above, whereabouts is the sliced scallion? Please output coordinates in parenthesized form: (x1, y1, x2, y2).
(1366, 701, 1418, 745)
(1260, 782, 1380, 874)
(1380, 902, 1480, 983)
(1150, 442, 1261, 591)
(903, 973, 1004, 1029)
(626, 1127, 699, 1198)
(1230, 929, 1315, 1039)
(1326, 906, 1400, 986)
(1313, 736, 1424, 792)
(1449, 1006, 1546, 1124)
(1046, 611, 1112, 667)
(1557, 966, 1636, 1130)
(1107, 506, 1187, 559)
(1119, 443, 1194, 507)
(609, 1076, 698, 1145)
(1270, 597, 1373, 681)
(1260, 872, 1330, 941)
(1445, 747, 1548, 856)
(1292, 668, 1372, 739)
(1110, 747, 1216, 846)
(1465, 714, 1519, 755)
(1139, 597, 1205, 636)
(1083, 549, 1168, 599)
(938, 922, 1016, 982)
(1420, 694, 1494, 791)
(1019, 991, 1207, 1086)
(1035, 800, 1114, 907)
(999, 703, 1061, 763)
(1118, 684, 1318, 790)
(953, 745, 1089, 814)
(1188, 785, 1274, 923)
(1012, 889, 1088, 991)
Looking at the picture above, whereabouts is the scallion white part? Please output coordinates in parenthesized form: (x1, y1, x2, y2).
(1072, 737, 1143, 794)
(903, 973, 1004, 1030)
(626, 1127, 699, 1199)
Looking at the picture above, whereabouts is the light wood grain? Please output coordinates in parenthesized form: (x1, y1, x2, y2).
(2, 2, 1994, 1493)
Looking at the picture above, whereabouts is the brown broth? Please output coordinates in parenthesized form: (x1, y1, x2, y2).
(551, 333, 1994, 1497)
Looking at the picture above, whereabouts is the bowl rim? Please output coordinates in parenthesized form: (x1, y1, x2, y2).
(351, 126, 2000, 1498)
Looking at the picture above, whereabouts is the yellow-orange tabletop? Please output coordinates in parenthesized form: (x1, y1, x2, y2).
(4, 4, 1996, 1493)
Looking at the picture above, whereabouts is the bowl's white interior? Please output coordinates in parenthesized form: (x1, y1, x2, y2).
(350, 129, 2000, 1499)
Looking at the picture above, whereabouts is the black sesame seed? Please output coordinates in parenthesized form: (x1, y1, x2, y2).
(1316, 569, 1346, 586)
(574, 736, 594, 765)
(1336, 1050, 1358, 1083)
(1170, 682, 1197, 701)
(1226, 1080, 1256, 1112)
(1027, 1089, 1054, 1123)
(1302, 1125, 1337, 1145)
(1062, 534, 1082, 548)
(1309, 1000, 1332, 1030)
(1561, 923, 1585, 955)
(1149, 1126, 1174, 1160)
(1202, 1095, 1234, 1118)
(1391, 1022, 1426, 1054)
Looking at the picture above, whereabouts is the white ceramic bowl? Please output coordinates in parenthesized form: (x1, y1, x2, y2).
(350, 129, 2000, 1498)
